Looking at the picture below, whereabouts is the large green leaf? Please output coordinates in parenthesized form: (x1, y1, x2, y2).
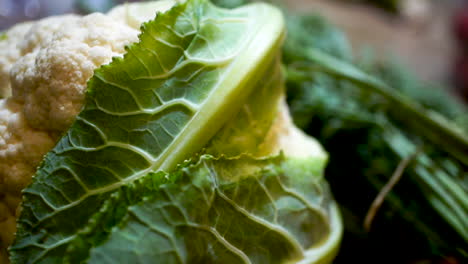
(73, 155, 341, 264)
(10, 1, 285, 263)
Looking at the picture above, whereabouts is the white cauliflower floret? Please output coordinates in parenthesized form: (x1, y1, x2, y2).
(0, 100, 56, 192)
(0, 22, 33, 98)
(11, 13, 139, 131)
(0, 10, 141, 261)
(0, 99, 55, 259)
(18, 15, 80, 56)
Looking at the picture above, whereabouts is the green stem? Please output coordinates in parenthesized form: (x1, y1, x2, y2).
(302, 48, 468, 166)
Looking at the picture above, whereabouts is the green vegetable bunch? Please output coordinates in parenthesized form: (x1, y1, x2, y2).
(284, 14, 468, 261)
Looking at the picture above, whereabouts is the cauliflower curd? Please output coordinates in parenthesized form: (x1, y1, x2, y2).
(0, 6, 159, 261)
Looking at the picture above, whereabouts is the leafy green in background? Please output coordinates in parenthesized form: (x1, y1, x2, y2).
(284, 11, 468, 264)
(286, 50, 468, 262)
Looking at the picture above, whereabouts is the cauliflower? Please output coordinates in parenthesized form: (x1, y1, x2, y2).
(0, 9, 144, 262)
(0, 22, 33, 99)
(11, 14, 140, 131)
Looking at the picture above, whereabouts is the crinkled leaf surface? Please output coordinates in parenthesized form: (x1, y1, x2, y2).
(63, 52, 286, 263)
(76, 155, 341, 264)
(10, 1, 285, 263)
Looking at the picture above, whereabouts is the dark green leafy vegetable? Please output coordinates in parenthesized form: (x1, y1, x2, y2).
(283, 13, 468, 261)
